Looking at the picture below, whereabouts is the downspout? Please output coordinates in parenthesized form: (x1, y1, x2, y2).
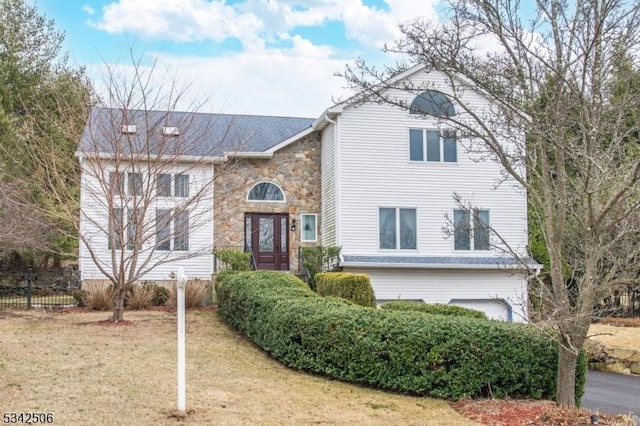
(323, 113, 340, 251)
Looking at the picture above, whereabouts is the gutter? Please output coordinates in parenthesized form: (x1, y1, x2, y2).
(341, 261, 534, 270)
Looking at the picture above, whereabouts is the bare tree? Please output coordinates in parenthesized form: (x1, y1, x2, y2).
(341, 0, 640, 407)
(23, 52, 243, 322)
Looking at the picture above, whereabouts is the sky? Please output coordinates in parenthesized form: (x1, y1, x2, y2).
(35, 0, 441, 118)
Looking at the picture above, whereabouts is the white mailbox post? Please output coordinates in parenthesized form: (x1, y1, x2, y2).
(176, 267, 187, 413)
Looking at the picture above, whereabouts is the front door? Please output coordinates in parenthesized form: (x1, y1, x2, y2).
(245, 213, 289, 270)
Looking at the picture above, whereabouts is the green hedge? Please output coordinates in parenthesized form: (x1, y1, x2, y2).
(315, 272, 376, 307)
(213, 249, 252, 271)
(381, 300, 488, 320)
(216, 271, 586, 402)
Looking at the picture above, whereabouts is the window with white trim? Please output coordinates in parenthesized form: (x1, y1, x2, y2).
(409, 129, 457, 162)
(157, 174, 171, 197)
(301, 214, 317, 242)
(454, 209, 490, 251)
(155, 209, 189, 251)
(379, 208, 417, 250)
(128, 172, 143, 196)
(247, 182, 285, 201)
(109, 207, 141, 250)
(109, 172, 124, 195)
(174, 174, 189, 197)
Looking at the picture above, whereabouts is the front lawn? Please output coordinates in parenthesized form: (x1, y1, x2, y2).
(0, 309, 473, 425)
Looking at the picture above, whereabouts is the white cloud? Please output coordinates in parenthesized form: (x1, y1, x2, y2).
(87, 49, 354, 118)
(84, 0, 440, 116)
(82, 4, 95, 15)
(90, 0, 265, 50)
(90, 0, 439, 51)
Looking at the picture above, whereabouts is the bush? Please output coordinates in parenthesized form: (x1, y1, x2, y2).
(167, 280, 209, 309)
(300, 246, 341, 291)
(216, 271, 586, 401)
(126, 283, 155, 310)
(150, 284, 170, 306)
(72, 289, 87, 307)
(381, 300, 488, 320)
(315, 272, 376, 308)
(214, 249, 252, 271)
(84, 282, 114, 311)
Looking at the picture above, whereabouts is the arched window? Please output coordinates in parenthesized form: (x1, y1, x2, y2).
(247, 182, 285, 201)
(409, 90, 456, 117)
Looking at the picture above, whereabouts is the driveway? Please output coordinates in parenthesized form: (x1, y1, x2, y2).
(582, 371, 640, 421)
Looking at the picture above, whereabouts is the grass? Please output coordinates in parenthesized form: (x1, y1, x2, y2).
(0, 309, 476, 425)
(588, 323, 640, 351)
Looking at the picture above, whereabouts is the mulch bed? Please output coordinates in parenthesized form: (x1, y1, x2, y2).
(451, 399, 636, 425)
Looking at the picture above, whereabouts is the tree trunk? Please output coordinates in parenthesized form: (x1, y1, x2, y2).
(112, 285, 126, 322)
(556, 342, 578, 407)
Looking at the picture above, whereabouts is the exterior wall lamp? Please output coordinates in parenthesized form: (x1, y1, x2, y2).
(291, 218, 297, 232)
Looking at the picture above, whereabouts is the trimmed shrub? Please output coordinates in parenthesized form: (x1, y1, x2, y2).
(216, 271, 586, 401)
(214, 249, 252, 271)
(300, 246, 341, 290)
(315, 272, 376, 308)
(381, 300, 488, 320)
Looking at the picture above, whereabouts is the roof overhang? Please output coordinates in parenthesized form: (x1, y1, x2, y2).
(75, 151, 228, 164)
(341, 255, 543, 271)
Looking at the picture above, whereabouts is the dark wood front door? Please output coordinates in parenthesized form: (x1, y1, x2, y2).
(245, 213, 289, 270)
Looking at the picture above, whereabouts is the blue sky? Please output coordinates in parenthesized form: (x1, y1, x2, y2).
(34, 0, 440, 117)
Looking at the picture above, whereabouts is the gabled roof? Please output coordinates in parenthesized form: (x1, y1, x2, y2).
(77, 107, 314, 158)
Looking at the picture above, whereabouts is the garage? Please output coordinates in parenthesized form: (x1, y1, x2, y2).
(448, 298, 513, 321)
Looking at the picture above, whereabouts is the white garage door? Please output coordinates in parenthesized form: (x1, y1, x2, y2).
(449, 299, 512, 321)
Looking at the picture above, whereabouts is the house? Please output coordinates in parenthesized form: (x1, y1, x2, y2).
(77, 64, 538, 321)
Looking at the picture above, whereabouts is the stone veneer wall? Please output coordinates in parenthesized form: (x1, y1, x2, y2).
(213, 133, 322, 272)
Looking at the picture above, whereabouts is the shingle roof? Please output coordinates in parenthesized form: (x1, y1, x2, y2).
(341, 255, 542, 269)
(78, 107, 315, 157)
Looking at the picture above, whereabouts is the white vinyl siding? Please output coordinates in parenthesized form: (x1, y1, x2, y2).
(321, 122, 337, 245)
(334, 69, 528, 259)
(344, 267, 527, 322)
(79, 159, 214, 281)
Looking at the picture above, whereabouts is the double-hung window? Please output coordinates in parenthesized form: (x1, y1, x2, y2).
(157, 174, 172, 197)
(175, 174, 189, 197)
(174, 211, 189, 251)
(409, 129, 457, 162)
(128, 172, 143, 196)
(109, 207, 124, 250)
(109, 172, 124, 195)
(453, 209, 490, 250)
(109, 207, 141, 250)
(379, 208, 417, 250)
(156, 173, 189, 197)
(155, 209, 189, 251)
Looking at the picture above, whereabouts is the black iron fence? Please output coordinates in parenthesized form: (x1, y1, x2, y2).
(596, 286, 640, 318)
(0, 267, 81, 309)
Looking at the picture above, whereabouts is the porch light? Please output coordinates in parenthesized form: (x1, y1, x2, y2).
(291, 218, 297, 232)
